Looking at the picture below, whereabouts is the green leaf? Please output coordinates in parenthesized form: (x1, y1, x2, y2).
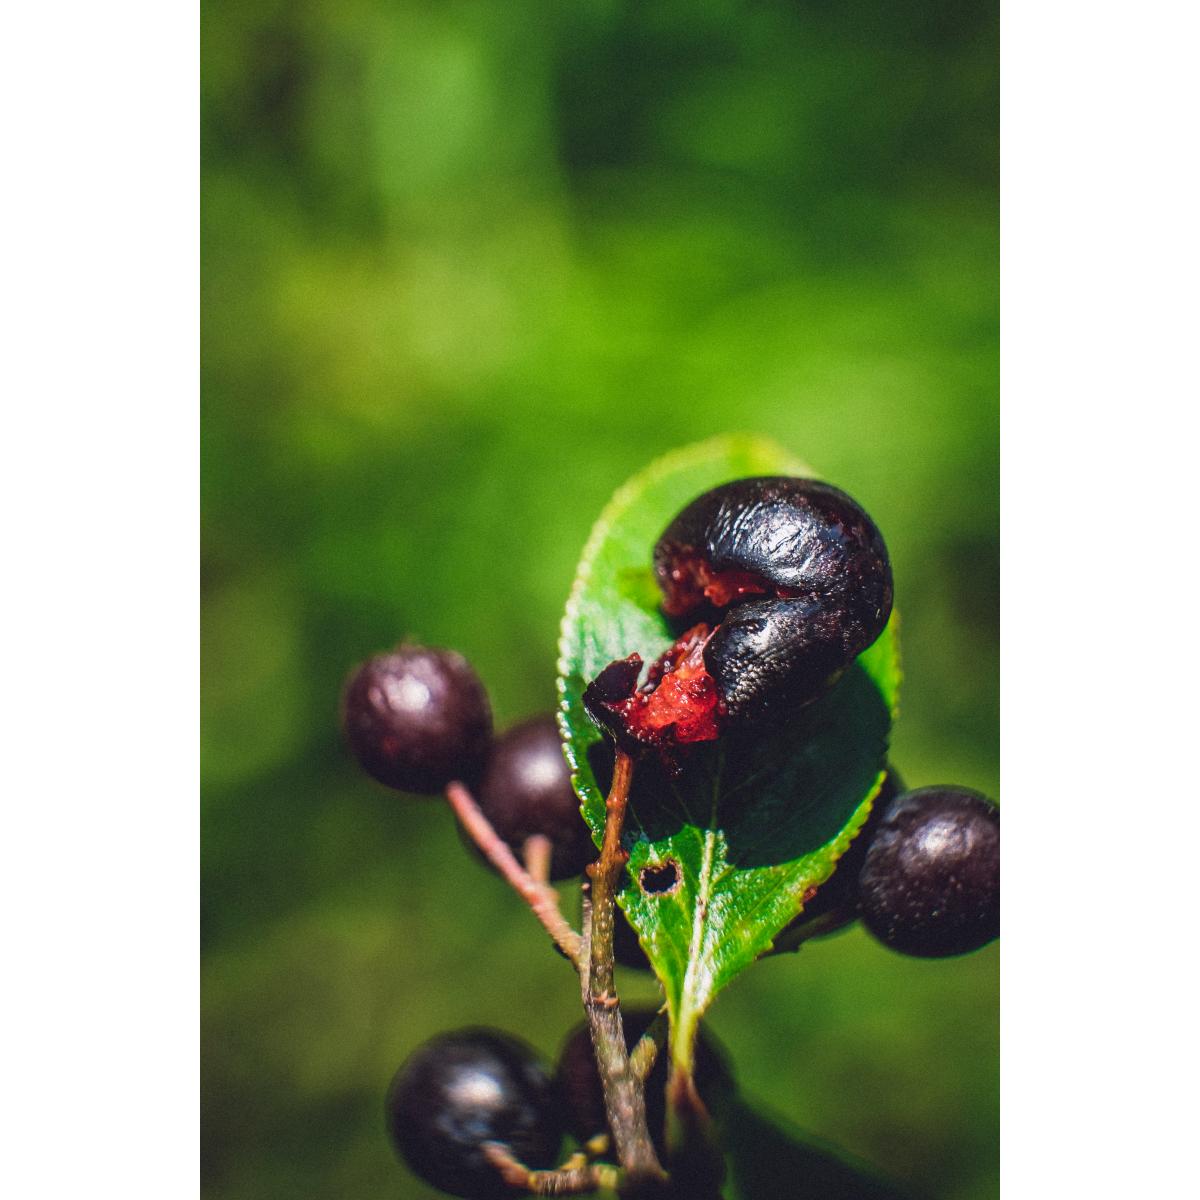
(722, 1096, 915, 1200)
(556, 435, 901, 1065)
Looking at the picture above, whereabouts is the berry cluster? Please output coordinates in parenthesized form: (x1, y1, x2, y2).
(341, 648, 592, 881)
(341, 474, 999, 1198)
(381, 1015, 732, 1199)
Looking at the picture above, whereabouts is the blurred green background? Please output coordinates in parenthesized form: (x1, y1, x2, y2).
(201, 2, 998, 1198)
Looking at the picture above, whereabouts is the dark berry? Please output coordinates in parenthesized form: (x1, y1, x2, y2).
(385, 1029, 562, 1198)
(858, 786, 1000, 958)
(584, 477, 892, 752)
(781, 767, 905, 943)
(342, 645, 492, 793)
(613, 905, 652, 970)
(474, 715, 596, 881)
(555, 1011, 732, 1154)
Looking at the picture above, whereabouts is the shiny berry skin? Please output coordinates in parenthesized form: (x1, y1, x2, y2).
(385, 1029, 562, 1199)
(475, 716, 596, 881)
(342, 646, 492, 794)
(858, 786, 1000, 958)
(584, 477, 892, 751)
(555, 1011, 731, 1154)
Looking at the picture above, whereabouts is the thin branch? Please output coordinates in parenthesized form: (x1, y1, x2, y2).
(579, 878, 593, 994)
(523, 834, 553, 886)
(664, 1065, 723, 1198)
(483, 1144, 621, 1195)
(583, 750, 666, 1185)
(445, 780, 582, 966)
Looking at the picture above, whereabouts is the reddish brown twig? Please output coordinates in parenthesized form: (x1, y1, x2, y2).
(484, 1144, 620, 1195)
(583, 750, 666, 1185)
(523, 833, 553, 886)
(665, 1060, 724, 1198)
(445, 781, 582, 966)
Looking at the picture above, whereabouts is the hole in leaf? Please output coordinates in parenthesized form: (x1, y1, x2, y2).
(640, 860, 680, 895)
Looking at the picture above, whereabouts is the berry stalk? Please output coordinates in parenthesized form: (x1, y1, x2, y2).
(583, 750, 666, 1186)
(522, 833, 553, 886)
(483, 1144, 621, 1195)
(444, 780, 582, 965)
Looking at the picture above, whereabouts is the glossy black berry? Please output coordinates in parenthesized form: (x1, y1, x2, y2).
(555, 1011, 732, 1154)
(474, 715, 596, 881)
(858, 786, 1000, 958)
(385, 1029, 562, 1198)
(584, 476, 892, 752)
(342, 645, 492, 794)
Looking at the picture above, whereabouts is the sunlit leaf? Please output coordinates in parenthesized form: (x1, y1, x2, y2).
(557, 436, 901, 1058)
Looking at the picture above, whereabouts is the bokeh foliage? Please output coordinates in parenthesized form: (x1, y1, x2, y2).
(201, 2, 998, 1197)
